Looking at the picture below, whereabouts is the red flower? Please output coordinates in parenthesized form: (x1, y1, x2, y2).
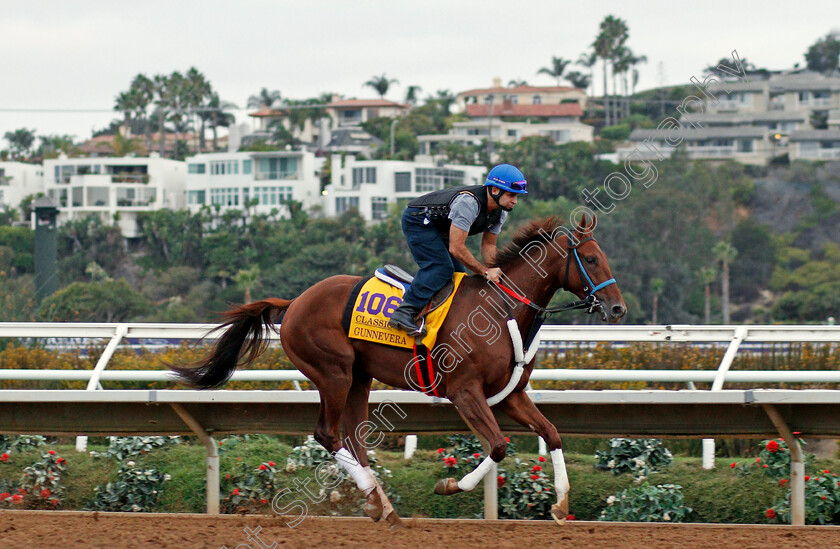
(756, 457, 761, 463)
(566, 514, 576, 520)
(11, 495, 22, 504)
(436, 448, 445, 454)
(531, 474, 539, 480)
(232, 488, 240, 495)
(765, 508, 776, 519)
(0, 453, 8, 462)
(225, 474, 231, 480)
(473, 453, 481, 458)
(793, 431, 801, 435)
(57, 458, 66, 464)
(51, 499, 59, 506)
(821, 496, 827, 500)
(497, 475, 505, 488)
(779, 479, 788, 486)
(47, 450, 56, 455)
(532, 465, 542, 472)
(730, 462, 736, 468)
(40, 489, 51, 498)
(824, 469, 830, 474)
(268, 461, 275, 467)
(805, 476, 810, 481)
(505, 437, 510, 443)
(261, 499, 268, 504)
(0, 493, 10, 500)
(444, 457, 457, 467)
(259, 464, 268, 470)
(763, 464, 768, 469)
(766, 440, 779, 453)
(539, 456, 547, 462)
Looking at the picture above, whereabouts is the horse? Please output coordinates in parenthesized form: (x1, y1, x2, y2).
(170, 214, 625, 527)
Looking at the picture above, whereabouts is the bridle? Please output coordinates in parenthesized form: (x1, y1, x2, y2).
(494, 235, 616, 318)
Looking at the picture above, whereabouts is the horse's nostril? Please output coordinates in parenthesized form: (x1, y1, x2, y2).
(612, 304, 626, 318)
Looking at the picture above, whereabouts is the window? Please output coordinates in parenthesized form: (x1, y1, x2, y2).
(188, 163, 206, 174)
(484, 95, 493, 104)
(371, 197, 388, 220)
(544, 129, 570, 143)
(335, 196, 360, 214)
(366, 167, 376, 184)
(253, 186, 293, 205)
(507, 129, 518, 138)
(352, 168, 364, 188)
(188, 190, 206, 204)
(257, 157, 297, 180)
(243, 160, 252, 174)
(209, 160, 239, 175)
(394, 172, 411, 192)
(533, 95, 542, 105)
(415, 168, 466, 193)
(210, 188, 239, 206)
(737, 140, 753, 153)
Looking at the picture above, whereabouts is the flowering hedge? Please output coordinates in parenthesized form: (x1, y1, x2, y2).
(86, 462, 170, 512)
(595, 438, 673, 478)
(599, 483, 692, 522)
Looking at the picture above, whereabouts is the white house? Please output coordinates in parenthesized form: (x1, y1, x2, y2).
(42, 154, 186, 238)
(0, 161, 44, 212)
(185, 150, 325, 217)
(789, 130, 840, 161)
(324, 155, 486, 221)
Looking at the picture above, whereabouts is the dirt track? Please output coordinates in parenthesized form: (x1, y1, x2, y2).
(2, 511, 839, 548)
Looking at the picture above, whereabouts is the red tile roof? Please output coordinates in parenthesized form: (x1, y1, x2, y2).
(249, 108, 288, 118)
(327, 98, 408, 109)
(465, 103, 583, 118)
(459, 85, 584, 95)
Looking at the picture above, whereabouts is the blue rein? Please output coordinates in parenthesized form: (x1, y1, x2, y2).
(573, 247, 617, 298)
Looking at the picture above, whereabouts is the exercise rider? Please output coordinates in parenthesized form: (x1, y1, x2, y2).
(388, 164, 527, 335)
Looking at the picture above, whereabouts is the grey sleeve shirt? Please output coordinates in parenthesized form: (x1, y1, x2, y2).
(447, 193, 508, 235)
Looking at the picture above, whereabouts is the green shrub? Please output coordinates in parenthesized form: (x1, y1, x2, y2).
(90, 436, 181, 460)
(20, 450, 67, 508)
(0, 434, 47, 454)
(595, 438, 673, 477)
(498, 457, 554, 519)
(86, 463, 169, 512)
(599, 482, 692, 522)
(769, 473, 840, 524)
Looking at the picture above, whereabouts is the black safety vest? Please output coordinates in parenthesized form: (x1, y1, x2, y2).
(407, 185, 502, 241)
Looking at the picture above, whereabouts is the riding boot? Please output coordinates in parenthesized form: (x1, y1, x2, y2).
(388, 304, 427, 336)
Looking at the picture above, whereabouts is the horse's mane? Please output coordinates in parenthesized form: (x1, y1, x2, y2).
(493, 216, 573, 269)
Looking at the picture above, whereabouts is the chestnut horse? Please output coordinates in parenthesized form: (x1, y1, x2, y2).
(171, 215, 625, 526)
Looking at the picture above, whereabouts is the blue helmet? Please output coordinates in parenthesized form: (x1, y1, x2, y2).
(484, 164, 528, 194)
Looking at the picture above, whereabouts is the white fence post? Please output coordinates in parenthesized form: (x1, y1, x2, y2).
(404, 434, 417, 459)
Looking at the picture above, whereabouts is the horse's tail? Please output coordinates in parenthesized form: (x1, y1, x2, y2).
(170, 298, 293, 389)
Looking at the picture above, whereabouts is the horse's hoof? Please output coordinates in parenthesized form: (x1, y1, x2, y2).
(364, 490, 383, 522)
(551, 497, 569, 525)
(434, 478, 462, 496)
(386, 511, 406, 529)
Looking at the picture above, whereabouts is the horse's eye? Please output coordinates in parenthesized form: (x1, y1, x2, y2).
(585, 256, 597, 265)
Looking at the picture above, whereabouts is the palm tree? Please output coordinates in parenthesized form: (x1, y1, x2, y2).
(185, 67, 212, 152)
(651, 278, 665, 324)
(699, 267, 717, 324)
(593, 15, 629, 125)
(165, 71, 189, 155)
(713, 242, 738, 324)
(129, 74, 155, 150)
(537, 56, 571, 86)
(577, 51, 598, 97)
(247, 88, 281, 110)
(404, 85, 423, 105)
(364, 74, 399, 98)
(114, 91, 137, 136)
(233, 266, 261, 303)
(565, 71, 591, 91)
(614, 48, 647, 119)
(433, 90, 456, 116)
(107, 133, 145, 157)
(152, 74, 171, 156)
(202, 93, 237, 152)
(508, 79, 528, 87)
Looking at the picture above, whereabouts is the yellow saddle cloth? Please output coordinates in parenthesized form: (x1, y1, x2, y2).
(347, 272, 467, 349)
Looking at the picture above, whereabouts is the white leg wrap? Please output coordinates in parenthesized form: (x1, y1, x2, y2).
(457, 455, 497, 492)
(551, 449, 570, 500)
(364, 466, 395, 518)
(335, 448, 375, 495)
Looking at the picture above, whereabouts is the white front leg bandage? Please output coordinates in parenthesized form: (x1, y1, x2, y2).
(551, 448, 570, 499)
(457, 455, 497, 492)
(335, 448, 375, 495)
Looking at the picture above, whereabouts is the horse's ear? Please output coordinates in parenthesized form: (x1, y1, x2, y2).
(574, 213, 597, 235)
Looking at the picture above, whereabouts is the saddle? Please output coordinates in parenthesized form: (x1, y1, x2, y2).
(343, 265, 466, 350)
(375, 265, 456, 317)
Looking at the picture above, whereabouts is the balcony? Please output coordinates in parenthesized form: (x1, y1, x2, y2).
(0, 176, 11, 185)
(111, 174, 150, 184)
(799, 98, 832, 108)
(798, 147, 840, 159)
(254, 170, 298, 181)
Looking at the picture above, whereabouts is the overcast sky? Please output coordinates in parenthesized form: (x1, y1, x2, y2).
(2, 0, 839, 144)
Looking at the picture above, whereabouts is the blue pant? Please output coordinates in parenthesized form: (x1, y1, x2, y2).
(400, 207, 465, 309)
